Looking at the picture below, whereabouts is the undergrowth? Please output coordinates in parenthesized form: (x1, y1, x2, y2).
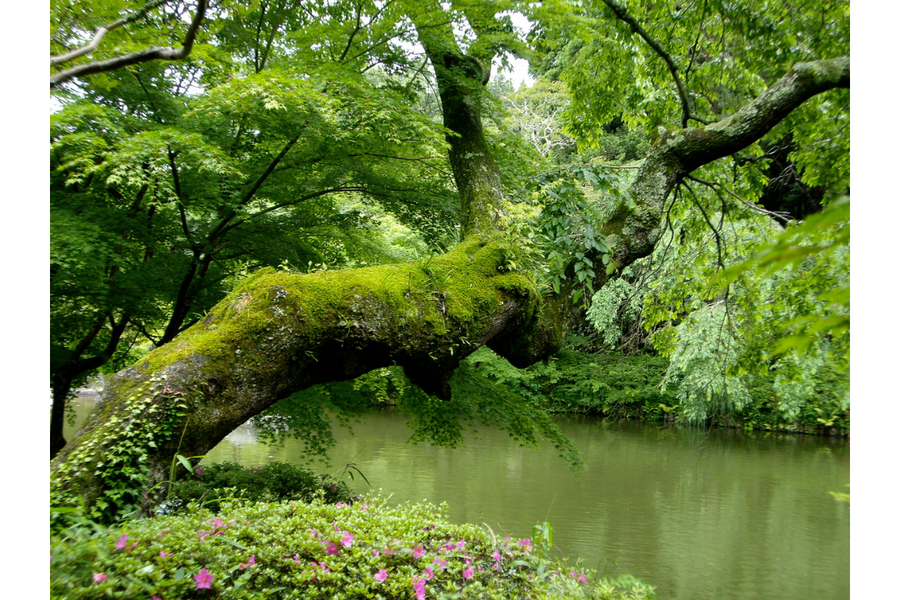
(51, 495, 656, 599)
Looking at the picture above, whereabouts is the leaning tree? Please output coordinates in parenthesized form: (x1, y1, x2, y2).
(51, 0, 849, 521)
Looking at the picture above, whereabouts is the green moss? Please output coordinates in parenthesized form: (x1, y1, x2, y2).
(54, 235, 548, 522)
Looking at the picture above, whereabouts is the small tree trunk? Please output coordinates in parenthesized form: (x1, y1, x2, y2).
(50, 374, 73, 458)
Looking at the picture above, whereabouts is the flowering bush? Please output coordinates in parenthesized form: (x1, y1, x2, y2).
(51, 495, 654, 599)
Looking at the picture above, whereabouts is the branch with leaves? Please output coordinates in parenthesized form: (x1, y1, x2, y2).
(50, 0, 208, 87)
(599, 0, 705, 128)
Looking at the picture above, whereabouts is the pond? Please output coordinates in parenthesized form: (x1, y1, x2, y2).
(66, 394, 849, 600)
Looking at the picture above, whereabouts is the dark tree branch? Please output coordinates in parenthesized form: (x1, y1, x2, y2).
(167, 149, 194, 241)
(50, 0, 208, 88)
(338, 2, 365, 62)
(205, 134, 301, 246)
(600, 0, 704, 128)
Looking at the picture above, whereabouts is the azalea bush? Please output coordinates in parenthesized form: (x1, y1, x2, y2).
(51, 495, 655, 599)
(166, 462, 354, 513)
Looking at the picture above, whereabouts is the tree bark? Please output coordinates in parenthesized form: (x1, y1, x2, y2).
(50, 54, 849, 519)
(404, 0, 502, 237)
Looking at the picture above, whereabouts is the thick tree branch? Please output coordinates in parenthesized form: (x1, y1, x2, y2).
(604, 56, 848, 264)
(672, 57, 850, 173)
(50, 0, 208, 88)
(404, 0, 503, 236)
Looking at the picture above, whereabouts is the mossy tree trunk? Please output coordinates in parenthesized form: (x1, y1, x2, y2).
(50, 44, 848, 519)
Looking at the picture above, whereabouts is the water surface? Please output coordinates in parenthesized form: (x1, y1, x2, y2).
(66, 395, 849, 600)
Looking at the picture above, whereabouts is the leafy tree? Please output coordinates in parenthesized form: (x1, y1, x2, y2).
(51, 0, 849, 521)
(49, 0, 459, 456)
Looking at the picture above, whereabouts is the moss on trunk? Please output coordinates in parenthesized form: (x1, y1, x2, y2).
(51, 237, 548, 518)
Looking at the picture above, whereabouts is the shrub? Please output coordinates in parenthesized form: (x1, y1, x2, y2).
(166, 462, 354, 513)
(51, 496, 656, 599)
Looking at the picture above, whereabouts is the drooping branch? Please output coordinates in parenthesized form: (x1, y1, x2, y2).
(51, 238, 541, 512)
(600, 0, 703, 128)
(50, 0, 208, 88)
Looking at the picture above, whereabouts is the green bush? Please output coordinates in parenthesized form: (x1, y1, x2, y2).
(51, 496, 656, 599)
(165, 462, 354, 513)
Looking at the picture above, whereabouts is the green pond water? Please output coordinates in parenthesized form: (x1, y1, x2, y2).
(66, 394, 849, 600)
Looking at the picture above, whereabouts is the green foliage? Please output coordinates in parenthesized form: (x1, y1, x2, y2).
(51, 377, 190, 525)
(499, 163, 634, 307)
(583, 181, 849, 429)
(585, 268, 649, 352)
(51, 496, 656, 599)
(252, 360, 586, 472)
(467, 347, 675, 421)
(167, 462, 354, 513)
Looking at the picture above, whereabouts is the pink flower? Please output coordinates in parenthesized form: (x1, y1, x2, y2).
(340, 533, 355, 548)
(375, 569, 388, 582)
(413, 578, 427, 600)
(150, 596, 162, 600)
(212, 519, 225, 528)
(336, 502, 347, 508)
(492, 550, 502, 561)
(311, 562, 331, 573)
(194, 568, 214, 590)
(423, 567, 434, 581)
(159, 551, 170, 558)
(195, 468, 204, 474)
(325, 541, 340, 555)
(93, 573, 108, 583)
(129, 541, 139, 550)
(432, 557, 447, 569)
(520, 538, 532, 554)
(294, 554, 301, 564)
(463, 567, 474, 579)
(239, 555, 256, 570)
(412, 546, 426, 559)
(115, 535, 128, 549)
(360, 503, 369, 511)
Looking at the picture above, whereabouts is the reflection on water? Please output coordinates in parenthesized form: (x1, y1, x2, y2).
(65, 395, 849, 600)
